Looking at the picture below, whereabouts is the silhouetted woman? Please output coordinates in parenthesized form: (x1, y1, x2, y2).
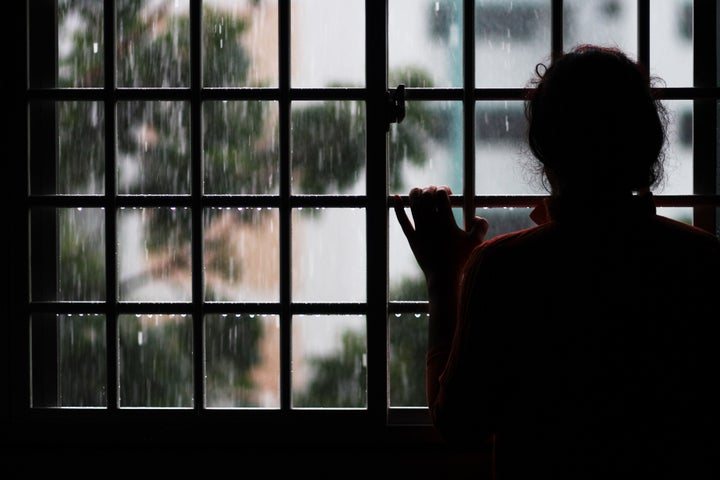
(395, 45, 720, 479)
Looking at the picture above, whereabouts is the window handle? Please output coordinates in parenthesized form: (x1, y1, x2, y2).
(386, 84, 406, 130)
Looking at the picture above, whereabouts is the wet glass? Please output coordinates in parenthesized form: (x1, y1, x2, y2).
(203, 101, 279, 195)
(564, 0, 637, 60)
(476, 207, 537, 240)
(291, 315, 367, 408)
(203, 0, 279, 87)
(389, 101, 463, 196)
(205, 314, 280, 408)
(116, 0, 190, 87)
(29, 101, 105, 195)
(118, 313, 194, 408)
(389, 0, 462, 88)
(30, 208, 106, 302)
(475, 0, 551, 88)
(292, 208, 366, 303)
(659, 100, 693, 196)
(650, 0, 692, 87)
(117, 207, 192, 302)
(291, 0, 365, 88)
(203, 207, 280, 302)
(116, 101, 191, 194)
(388, 313, 427, 407)
(58, 0, 104, 87)
(31, 314, 107, 407)
(291, 101, 366, 195)
(475, 101, 540, 195)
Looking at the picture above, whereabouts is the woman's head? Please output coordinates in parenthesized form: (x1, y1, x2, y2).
(525, 44, 667, 195)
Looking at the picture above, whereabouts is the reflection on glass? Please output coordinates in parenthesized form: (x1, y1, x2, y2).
(292, 315, 367, 408)
(658, 100, 693, 195)
(389, 101, 462, 195)
(475, 0, 551, 87)
(31, 208, 106, 302)
(203, 101, 279, 194)
(205, 314, 280, 408)
(388, 313, 427, 407)
(291, 0, 365, 88)
(291, 101, 366, 195)
(475, 101, 541, 195)
(564, 0, 637, 59)
(117, 207, 192, 302)
(118, 313, 194, 408)
(58, 1, 104, 87)
(203, 0, 279, 87)
(292, 208, 366, 303)
(116, 101, 191, 194)
(389, 0, 462, 88)
(651, 1, 692, 87)
(116, 0, 190, 87)
(31, 314, 107, 407)
(204, 208, 279, 302)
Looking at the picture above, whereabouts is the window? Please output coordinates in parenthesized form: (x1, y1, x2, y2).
(7, 0, 719, 450)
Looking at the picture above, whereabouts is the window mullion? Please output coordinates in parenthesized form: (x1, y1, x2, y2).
(463, 0, 475, 228)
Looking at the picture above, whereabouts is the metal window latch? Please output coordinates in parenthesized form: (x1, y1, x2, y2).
(386, 84, 406, 131)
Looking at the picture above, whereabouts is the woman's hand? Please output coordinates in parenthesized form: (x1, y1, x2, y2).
(394, 186, 488, 291)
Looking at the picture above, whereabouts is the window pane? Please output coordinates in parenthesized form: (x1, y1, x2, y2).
(389, 0, 462, 88)
(650, 0, 692, 87)
(205, 314, 280, 408)
(31, 208, 106, 302)
(657, 207, 694, 226)
(116, 0, 190, 87)
(58, 0, 104, 87)
(477, 207, 537, 239)
(564, 0, 637, 59)
(30, 101, 105, 195)
(292, 208, 366, 303)
(117, 207, 192, 302)
(118, 314, 194, 408)
(203, 0, 279, 87)
(389, 101, 462, 196)
(476, 101, 542, 195)
(292, 315, 367, 408)
(291, 0, 365, 88)
(291, 101, 366, 195)
(388, 313, 427, 407)
(204, 207, 279, 302)
(659, 100, 693, 195)
(117, 101, 191, 194)
(475, 0, 551, 88)
(31, 314, 107, 408)
(203, 101, 279, 195)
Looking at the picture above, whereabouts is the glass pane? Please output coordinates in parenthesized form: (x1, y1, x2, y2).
(291, 0, 365, 88)
(657, 207, 693, 226)
(292, 315, 367, 408)
(203, 0, 279, 87)
(205, 314, 280, 408)
(117, 207, 192, 302)
(31, 208, 106, 302)
(204, 207, 279, 302)
(475, 0, 551, 87)
(31, 314, 107, 408)
(30, 101, 105, 195)
(203, 101, 279, 195)
(659, 100, 693, 195)
(389, 101, 462, 196)
(291, 101, 366, 195)
(389, 0, 462, 88)
(564, 0, 637, 59)
(118, 313, 194, 408)
(475, 101, 542, 195)
(292, 208, 366, 303)
(476, 207, 537, 239)
(117, 101, 191, 194)
(58, 0, 104, 87)
(650, 0, 692, 87)
(389, 313, 427, 407)
(116, 0, 190, 87)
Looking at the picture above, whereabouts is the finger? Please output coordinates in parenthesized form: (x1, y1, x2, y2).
(393, 194, 415, 240)
(467, 216, 490, 243)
